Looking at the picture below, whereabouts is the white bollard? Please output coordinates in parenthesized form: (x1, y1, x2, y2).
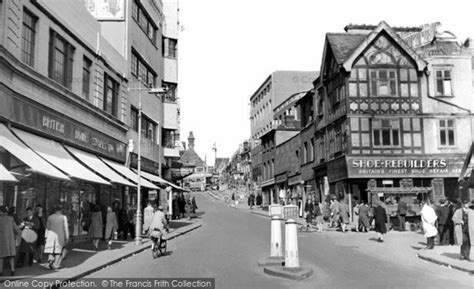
(285, 218, 300, 268)
(270, 216, 283, 258)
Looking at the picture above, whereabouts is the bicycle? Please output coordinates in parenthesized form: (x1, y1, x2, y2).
(150, 229, 168, 259)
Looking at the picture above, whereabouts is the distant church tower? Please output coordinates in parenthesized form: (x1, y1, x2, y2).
(188, 131, 195, 150)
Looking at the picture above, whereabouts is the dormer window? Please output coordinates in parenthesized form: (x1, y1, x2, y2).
(435, 69, 453, 97)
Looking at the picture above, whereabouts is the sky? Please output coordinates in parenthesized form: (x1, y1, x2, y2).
(177, 0, 474, 165)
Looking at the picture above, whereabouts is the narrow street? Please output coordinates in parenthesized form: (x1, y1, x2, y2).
(85, 192, 473, 289)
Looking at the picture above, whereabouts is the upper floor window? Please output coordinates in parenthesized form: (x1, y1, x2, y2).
(370, 69, 397, 96)
(435, 69, 452, 96)
(141, 115, 157, 142)
(131, 50, 156, 87)
(373, 119, 400, 147)
(310, 138, 314, 162)
(162, 82, 177, 102)
(48, 30, 75, 88)
(103, 74, 119, 116)
(132, 0, 157, 45)
(130, 106, 139, 131)
(439, 119, 455, 147)
(163, 38, 177, 58)
(303, 142, 308, 163)
(82, 57, 92, 100)
(21, 9, 37, 67)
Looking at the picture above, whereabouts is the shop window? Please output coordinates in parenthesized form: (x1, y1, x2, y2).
(48, 30, 75, 89)
(21, 9, 37, 67)
(435, 69, 452, 96)
(372, 119, 400, 147)
(439, 119, 455, 147)
(370, 69, 396, 96)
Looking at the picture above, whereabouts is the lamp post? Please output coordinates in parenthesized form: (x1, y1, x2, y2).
(129, 79, 166, 245)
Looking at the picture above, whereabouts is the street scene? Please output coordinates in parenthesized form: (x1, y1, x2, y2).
(1, 0, 474, 289)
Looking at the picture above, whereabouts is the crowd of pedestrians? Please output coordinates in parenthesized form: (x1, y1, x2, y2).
(171, 193, 198, 220)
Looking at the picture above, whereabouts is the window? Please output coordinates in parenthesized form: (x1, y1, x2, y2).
(162, 82, 177, 102)
(310, 138, 314, 162)
(103, 74, 119, 116)
(131, 50, 156, 87)
(400, 69, 418, 97)
(132, 0, 157, 45)
(373, 119, 400, 147)
(435, 69, 452, 96)
(141, 115, 157, 141)
(303, 142, 308, 163)
(439, 119, 455, 146)
(21, 9, 37, 66)
(370, 69, 397, 96)
(82, 57, 92, 100)
(48, 30, 75, 88)
(130, 106, 138, 131)
(164, 38, 177, 58)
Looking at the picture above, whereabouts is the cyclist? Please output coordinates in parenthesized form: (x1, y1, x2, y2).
(149, 205, 169, 251)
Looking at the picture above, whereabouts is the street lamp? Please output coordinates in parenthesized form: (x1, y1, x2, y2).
(129, 79, 166, 245)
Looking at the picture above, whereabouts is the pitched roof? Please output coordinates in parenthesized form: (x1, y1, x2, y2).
(179, 148, 205, 167)
(326, 33, 367, 64)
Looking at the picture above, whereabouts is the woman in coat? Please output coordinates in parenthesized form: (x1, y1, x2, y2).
(0, 205, 21, 276)
(452, 202, 464, 246)
(34, 205, 47, 263)
(358, 200, 371, 233)
(105, 206, 118, 250)
(374, 201, 387, 242)
(89, 204, 103, 251)
(17, 207, 40, 267)
(340, 201, 350, 232)
(44, 204, 69, 270)
(304, 199, 314, 230)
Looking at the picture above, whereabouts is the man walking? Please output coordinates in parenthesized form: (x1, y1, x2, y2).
(396, 196, 407, 231)
(421, 200, 438, 249)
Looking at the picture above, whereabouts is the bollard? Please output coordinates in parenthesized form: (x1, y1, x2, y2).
(270, 216, 283, 258)
(285, 218, 300, 268)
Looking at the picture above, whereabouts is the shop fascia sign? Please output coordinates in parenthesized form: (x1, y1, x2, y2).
(347, 156, 465, 178)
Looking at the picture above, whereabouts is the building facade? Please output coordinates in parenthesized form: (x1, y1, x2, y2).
(0, 0, 146, 236)
(313, 22, 474, 212)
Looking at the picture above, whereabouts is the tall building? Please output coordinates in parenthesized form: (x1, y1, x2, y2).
(313, 21, 474, 206)
(249, 71, 317, 204)
(0, 0, 152, 235)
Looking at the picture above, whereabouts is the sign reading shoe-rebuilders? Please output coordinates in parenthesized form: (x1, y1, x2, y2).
(346, 155, 468, 178)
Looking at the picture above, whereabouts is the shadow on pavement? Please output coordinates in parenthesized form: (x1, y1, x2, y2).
(169, 221, 193, 229)
(410, 246, 424, 251)
(441, 252, 461, 260)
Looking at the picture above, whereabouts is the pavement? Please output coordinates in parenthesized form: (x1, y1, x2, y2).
(0, 217, 202, 284)
(207, 189, 474, 275)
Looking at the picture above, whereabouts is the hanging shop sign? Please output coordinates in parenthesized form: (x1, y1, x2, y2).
(347, 155, 468, 178)
(9, 96, 126, 161)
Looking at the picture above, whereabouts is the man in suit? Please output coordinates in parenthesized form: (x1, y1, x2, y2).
(436, 199, 450, 245)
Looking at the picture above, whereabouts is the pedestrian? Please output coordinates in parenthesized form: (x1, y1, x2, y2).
(143, 201, 154, 234)
(457, 200, 474, 261)
(452, 200, 464, 246)
(396, 196, 408, 231)
(89, 204, 103, 251)
(304, 199, 314, 230)
(256, 193, 262, 207)
(34, 205, 47, 263)
(447, 200, 455, 245)
(374, 201, 387, 242)
(44, 204, 69, 270)
(231, 193, 236, 208)
(192, 196, 198, 214)
(0, 205, 21, 276)
(339, 200, 350, 233)
(435, 199, 450, 245)
(172, 194, 180, 220)
(17, 207, 39, 268)
(329, 195, 340, 228)
(105, 206, 118, 250)
(420, 200, 438, 249)
(358, 200, 370, 233)
(353, 200, 360, 232)
(185, 195, 193, 219)
(314, 200, 324, 232)
(124, 204, 136, 240)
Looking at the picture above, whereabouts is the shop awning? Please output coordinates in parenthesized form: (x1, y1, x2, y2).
(13, 129, 110, 185)
(65, 146, 136, 187)
(135, 169, 188, 191)
(0, 124, 69, 180)
(100, 158, 159, 190)
(0, 164, 18, 182)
